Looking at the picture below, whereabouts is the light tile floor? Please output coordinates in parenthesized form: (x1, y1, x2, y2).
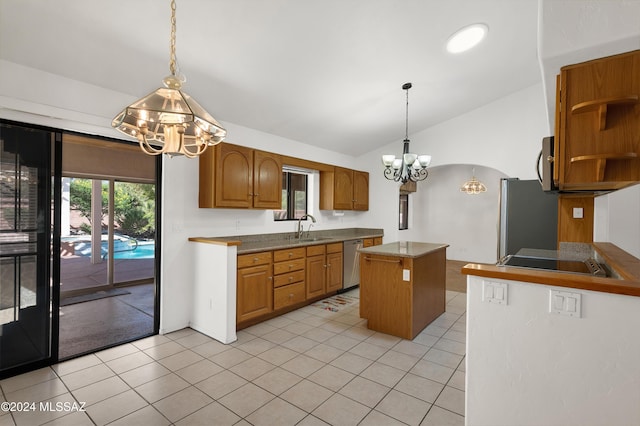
(0, 289, 466, 426)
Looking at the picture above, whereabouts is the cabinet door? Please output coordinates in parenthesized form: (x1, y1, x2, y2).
(352, 171, 369, 211)
(306, 255, 326, 299)
(326, 251, 343, 293)
(253, 150, 282, 209)
(215, 143, 254, 208)
(333, 167, 354, 210)
(237, 264, 273, 323)
(559, 50, 640, 190)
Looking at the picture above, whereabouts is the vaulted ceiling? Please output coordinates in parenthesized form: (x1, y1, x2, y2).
(0, 1, 571, 156)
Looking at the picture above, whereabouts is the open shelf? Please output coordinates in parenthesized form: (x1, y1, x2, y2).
(571, 95, 639, 131)
(570, 152, 638, 181)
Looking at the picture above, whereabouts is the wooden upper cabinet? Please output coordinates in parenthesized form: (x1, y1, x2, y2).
(215, 143, 253, 208)
(333, 167, 355, 210)
(320, 167, 369, 211)
(199, 142, 282, 209)
(352, 171, 369, 211)
(556, 50, 640, 191)
(253, 150, 282, 209)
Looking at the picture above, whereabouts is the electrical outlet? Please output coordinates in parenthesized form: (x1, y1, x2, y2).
(483, 281, 508, 305)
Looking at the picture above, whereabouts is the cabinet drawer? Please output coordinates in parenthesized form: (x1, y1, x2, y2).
(326, 242, 342, 254)
(273, 247, 306, 262)
(363, 238, 374, 247)
(273, 258, 305, 275)
(274, 270, 305, 288)
(274, 281, 306, 310)
(238, 251, 272, 268)
(306, 245, 326, 257)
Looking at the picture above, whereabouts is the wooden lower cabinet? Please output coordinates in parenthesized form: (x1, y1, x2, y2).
(274, 281, 306, 310)
(306, 252, 327, 299)
(237, 262, 273, 323)
(236, 241, 350, 327)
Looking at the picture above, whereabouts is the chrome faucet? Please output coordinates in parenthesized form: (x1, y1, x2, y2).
(297, 214, 316, 239)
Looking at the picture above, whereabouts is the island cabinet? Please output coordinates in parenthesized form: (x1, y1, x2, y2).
(555, 49, 640, 191)
(359, 242, 448, 340)
(237, 251, 273, 323)
(199, 142, 282, 209)
(320, 167, 369, 211)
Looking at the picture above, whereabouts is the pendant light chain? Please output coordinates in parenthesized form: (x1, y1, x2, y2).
(169, 0, 177, 76)
(405, 86, 409, 140)
(111, 0, 227, 157)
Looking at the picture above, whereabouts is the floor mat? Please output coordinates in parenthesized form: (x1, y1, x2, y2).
(61, 288, 131, 306)
(311, 294, 359, 312)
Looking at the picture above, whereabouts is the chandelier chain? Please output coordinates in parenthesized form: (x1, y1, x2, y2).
(169, 0, 177, 76)
(405, 86, 409, 140)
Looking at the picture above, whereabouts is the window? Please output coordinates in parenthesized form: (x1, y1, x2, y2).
(274, 170, 308, 221)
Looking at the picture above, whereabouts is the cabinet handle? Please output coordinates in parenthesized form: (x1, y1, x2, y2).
(289, 293, 294, 299)
(327, 263, 331, 267)
(289, 277, 293, 281)
(253, 257, 259, 262)
(254, 193, 259, 196)
(288, 252, 293, 257)
(268, 276, 273, 280)
(288, 264, 293, 269)
(249, 193, 253, 196)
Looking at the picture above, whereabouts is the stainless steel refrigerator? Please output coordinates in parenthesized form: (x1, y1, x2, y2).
(498, 178, 558, 259)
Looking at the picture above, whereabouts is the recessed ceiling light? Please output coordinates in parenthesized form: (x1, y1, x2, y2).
(446, 23, 489, 54)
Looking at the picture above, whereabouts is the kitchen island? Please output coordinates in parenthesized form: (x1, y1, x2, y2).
(359, 241, 448, 339)
(462, 242, 640, 426)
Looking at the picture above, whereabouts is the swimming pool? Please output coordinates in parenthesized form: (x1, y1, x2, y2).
(112, 242, 155, 260)
(62, 236, 155, 260)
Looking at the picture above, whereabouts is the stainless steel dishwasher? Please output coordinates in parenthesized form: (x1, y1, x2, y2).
(342, 239, 363, 291)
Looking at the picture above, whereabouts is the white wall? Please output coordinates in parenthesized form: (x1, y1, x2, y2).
(356, 83, 549, 262)
(467, 275, 640, 425)
(594, 185, 640, 259)
(538, 0, 640, 128)
(412, 165, 508, 263)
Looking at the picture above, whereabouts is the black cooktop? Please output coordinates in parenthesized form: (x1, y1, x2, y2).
(501, 255, 592, 275)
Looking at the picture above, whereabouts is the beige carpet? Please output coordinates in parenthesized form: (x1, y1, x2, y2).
(447, 260, 470, 293)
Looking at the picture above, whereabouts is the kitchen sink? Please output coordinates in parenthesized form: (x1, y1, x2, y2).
(296, 237, 332, 243)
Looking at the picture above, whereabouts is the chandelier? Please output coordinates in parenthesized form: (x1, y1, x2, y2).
(382, 83, 431, 183)
(111, 0, 226, 158)
(460, 169, 487, 194)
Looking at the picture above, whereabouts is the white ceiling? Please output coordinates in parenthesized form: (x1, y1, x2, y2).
(0, 0, 543, 156)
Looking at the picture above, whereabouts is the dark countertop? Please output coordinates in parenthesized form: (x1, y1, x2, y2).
(359, 241, 449, 259)
(189, 227, 384, 254)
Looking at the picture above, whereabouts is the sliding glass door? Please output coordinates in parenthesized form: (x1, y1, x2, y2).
(58, 133, 158, 359)
(0, 122, 55, 377)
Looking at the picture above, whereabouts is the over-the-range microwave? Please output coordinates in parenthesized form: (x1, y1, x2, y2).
(537, 136, 557, 192)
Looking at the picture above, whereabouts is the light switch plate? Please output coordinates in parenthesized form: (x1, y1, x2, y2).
(549, 290, 581, 317)
(402, 269, 410, 281)
(483, 281, 508, 305)
(572, 207, 584, 219)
